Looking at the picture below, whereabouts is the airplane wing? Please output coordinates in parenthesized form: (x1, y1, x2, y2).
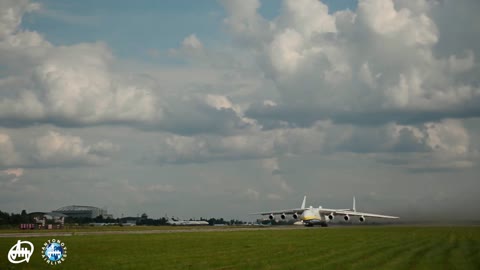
(334, 210, 398, 219)
(317, 197, 398, 219)
(250, 196, 308, 216)
(316, 208, 347, 214)
(250, 208, 306, 216)
(316, 208, 398, 219)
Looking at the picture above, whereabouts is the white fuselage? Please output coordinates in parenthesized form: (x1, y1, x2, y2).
(167, 219, 209, 226)
(300, 207, 324, 225)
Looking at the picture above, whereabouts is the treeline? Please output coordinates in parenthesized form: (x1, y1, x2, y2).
(0, 210, 32, 226)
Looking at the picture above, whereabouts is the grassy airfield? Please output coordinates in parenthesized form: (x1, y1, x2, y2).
(0, 226, 479, 270)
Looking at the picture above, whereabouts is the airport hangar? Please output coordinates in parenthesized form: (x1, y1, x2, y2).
(52, 205, 111, 219)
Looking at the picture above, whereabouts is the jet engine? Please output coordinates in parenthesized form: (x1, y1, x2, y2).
(359, 216, 366, 222)
(327, 213, 335, 221)
(343, 214, 350, 221)
(268, 214, 274, 220)
(292, 213, 299, 219)
(280, 213, 286, 220)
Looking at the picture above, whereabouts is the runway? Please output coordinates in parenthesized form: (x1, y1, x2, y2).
(0, 226, 311, 238)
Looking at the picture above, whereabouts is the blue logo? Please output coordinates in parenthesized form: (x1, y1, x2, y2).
(42, 239, 67, 265)
(45, 243, 63, 261)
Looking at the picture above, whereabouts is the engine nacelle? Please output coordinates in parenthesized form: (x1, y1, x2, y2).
(359, 216, 366, 222)
(292, 213, 299, 219)
(343, 214, 350, 221)
(280, 213, 286, 220)
(327, 213, 335, 221)
(268, 214, 274, 220)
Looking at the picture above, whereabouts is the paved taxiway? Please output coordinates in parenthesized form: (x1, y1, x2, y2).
(0, 226, 313, 238)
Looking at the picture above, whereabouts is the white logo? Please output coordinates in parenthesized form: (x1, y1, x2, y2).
(8, 240, 34, 264)
(42, 239, 67, 265)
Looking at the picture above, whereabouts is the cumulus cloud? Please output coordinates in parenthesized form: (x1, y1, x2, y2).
(0, 0, 39, 39)
(148, 113, 476, 172)
(0, 168, 24, 185)
(0, 1, 252, 136)
(158, 94, 254, 135)
(182, 34, 203, 51)
(230, 0, 480, 127)
(1, 0, 478, 174)
(219, 0, 271, 46)
(87, 141, 120, 157)
(1, 130, 118, 168)
(30, 131, 119, 167)
(169, 34, 205, 59)
(2, 168, 24, 178)
(261, 158, 292, 192)
(0, 133, 19, 166)
(0, 40, 161, 127)
(0, 2, 159, 127)
(215, 0, 480, 171)
(35, 44, 159, 124)
(337, 119, 476, 171)
(148, 122, 329, 165)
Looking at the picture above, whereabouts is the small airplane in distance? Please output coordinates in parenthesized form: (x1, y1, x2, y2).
(251, 196, 398, 227)
(166, 216, 209, 226)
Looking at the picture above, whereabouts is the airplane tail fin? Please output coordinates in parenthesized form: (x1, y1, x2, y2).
(301, 196, 306, 209)
(353, 196, 356, 212)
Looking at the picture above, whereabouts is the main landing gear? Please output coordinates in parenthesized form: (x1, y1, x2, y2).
(305, 221, 328, 227)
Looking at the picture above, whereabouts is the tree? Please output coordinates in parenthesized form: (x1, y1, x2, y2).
(20, 210, 30, 223)
(0, 211, 11, 225)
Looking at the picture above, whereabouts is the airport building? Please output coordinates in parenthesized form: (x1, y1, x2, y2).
(52, 205, 110, 219)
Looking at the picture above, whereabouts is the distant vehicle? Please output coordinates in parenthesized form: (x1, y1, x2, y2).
(251, 196, 398, 227)
(166, 217, 209, 226)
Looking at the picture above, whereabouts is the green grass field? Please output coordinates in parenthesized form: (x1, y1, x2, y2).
(0, 226, 479, 269)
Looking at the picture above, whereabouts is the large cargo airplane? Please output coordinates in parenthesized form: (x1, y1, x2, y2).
(251, 196, 398, 227)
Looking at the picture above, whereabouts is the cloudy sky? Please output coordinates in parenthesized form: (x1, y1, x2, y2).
(1, 0, 479, 221)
